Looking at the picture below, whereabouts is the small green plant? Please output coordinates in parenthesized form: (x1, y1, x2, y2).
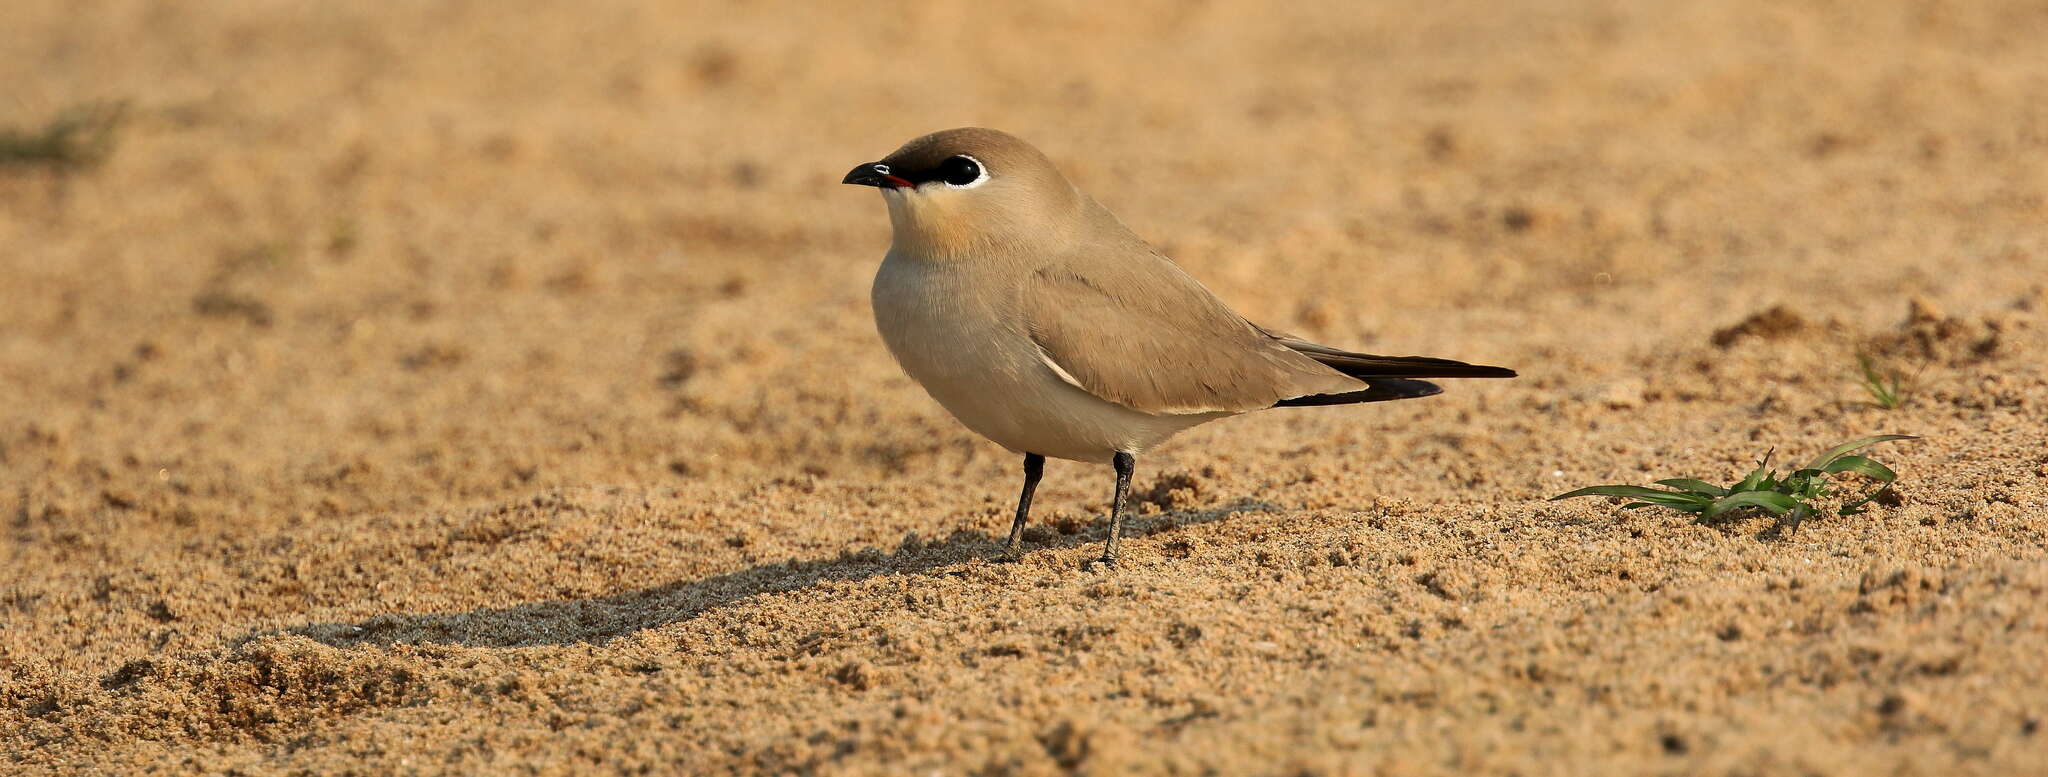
(0, 102, 126, 171)
(1856, 352, 1901, 409)
(1552, 435, 1916, 530)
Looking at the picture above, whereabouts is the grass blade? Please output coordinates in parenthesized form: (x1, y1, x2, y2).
(1857, 353, 1903, 409)
(1654, 478, 1728, 496)
(1632, 495, 1714, 512)
(1704, 490, 1798, 519)
(1732, 465, 1770, 493)
(1548, 487, 1712, 504)
(1802, 435, 1917, 471)
(1783, 504, 1812, 533)
(1822, 455, 1897, 483)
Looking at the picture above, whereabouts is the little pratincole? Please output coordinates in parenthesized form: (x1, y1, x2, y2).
(844, 128, 1515, 565)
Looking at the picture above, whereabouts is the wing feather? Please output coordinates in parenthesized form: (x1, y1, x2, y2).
(1022, 254, 1362, 415)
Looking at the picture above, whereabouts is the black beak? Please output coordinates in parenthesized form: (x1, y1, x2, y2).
(842, 162, 887, 187)
(843, 161, 906, 188)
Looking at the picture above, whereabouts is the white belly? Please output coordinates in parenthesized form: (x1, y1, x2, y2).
(870, 254, 1223, 463)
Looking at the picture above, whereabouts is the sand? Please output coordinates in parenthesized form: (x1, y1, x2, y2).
(4, 1, 2046, 774)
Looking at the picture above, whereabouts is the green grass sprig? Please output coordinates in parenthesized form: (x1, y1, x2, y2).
(0, 102, 126, 171)
(1856, 352, 1905, 409)
(1551, 435, 1917, 530)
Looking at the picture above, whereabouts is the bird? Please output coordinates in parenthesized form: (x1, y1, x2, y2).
(843, 128, 1514, 566)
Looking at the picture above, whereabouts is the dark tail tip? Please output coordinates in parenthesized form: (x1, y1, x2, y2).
(1274, 378, 1444, 407)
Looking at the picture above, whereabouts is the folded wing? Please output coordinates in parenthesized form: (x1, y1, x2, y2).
(1022, 230, 1515, 415)
(1022, 256, 1363, 416)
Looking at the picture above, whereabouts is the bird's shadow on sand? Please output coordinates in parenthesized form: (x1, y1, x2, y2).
(260, 500, 1277, 650)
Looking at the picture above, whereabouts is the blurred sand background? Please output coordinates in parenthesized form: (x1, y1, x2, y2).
(3, 0, 2046, 774)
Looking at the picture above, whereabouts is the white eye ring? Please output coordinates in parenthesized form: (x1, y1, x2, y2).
(940, 154, 989, 189)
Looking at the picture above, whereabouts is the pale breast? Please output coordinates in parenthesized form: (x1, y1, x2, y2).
(869, 253, 1223, 462)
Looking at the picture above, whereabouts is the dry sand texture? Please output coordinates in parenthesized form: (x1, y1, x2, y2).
(4, 1, 2048, 774)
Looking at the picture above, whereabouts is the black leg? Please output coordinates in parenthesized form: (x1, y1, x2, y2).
(1099, 451, 1135, 564)
(1004, 453, 1045, 556)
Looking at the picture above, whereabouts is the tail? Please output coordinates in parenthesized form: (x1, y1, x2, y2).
(1266, 334, 1516, 408)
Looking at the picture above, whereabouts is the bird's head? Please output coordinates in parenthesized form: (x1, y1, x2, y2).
(844, 128, 1082, 259)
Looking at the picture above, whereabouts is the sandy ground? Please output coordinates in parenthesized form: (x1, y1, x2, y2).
(4, 1, 2047, 774)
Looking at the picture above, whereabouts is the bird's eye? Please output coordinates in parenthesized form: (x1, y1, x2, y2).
(938, 155, 984, 186)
